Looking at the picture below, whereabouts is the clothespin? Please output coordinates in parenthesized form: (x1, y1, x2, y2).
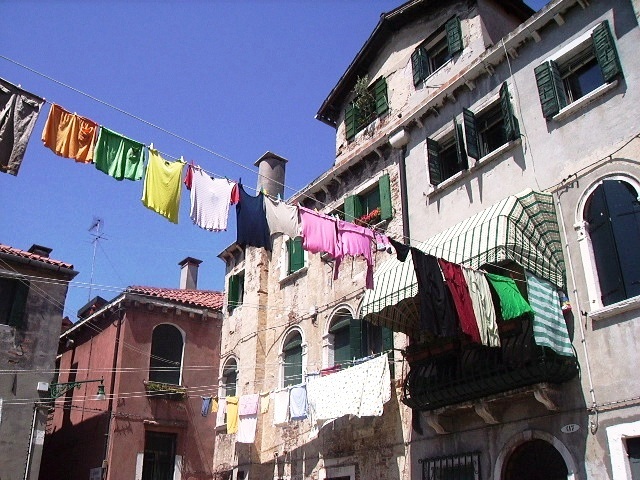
(149, 142, 155, 151)
(277, 193, 281, 201)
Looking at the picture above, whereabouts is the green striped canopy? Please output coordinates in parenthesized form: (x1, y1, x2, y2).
(360, 189, 566, 336)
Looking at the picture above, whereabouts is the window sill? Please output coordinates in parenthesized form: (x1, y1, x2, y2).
(417, 58, 454, 87)
(279, 266, 308, 285)
(589, 295, 640, 321)
(427, 139, 521, 197)
(473, 138, 522, 169)
(552, 80, 619, 122)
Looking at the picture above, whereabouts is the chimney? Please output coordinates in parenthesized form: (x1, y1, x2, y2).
(28, 244, 52, 258)
(254, 151, 288, 198)
(179, 257, 202, 290)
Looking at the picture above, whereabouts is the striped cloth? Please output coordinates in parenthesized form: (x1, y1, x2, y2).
(525, 272, 574, 357)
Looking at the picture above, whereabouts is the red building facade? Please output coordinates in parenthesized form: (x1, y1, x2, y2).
(40, 260, 223, 480)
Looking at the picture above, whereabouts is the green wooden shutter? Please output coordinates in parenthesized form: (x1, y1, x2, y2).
(500, 82, 520, 141)
(534, 60, 567, 119)
(350, 318, 365, 361)
(411, 46, 429, 85)
(345, 103, 357, 141)
(381, 326, 394, 376)
(8, 280, 29, 329)
(592, 20, 622, 83)
(228, 274, 239, 308)
(446, 17, 463, 56)
(463, 108, 480, 160)
(454, 119, 468, 170)
(344, 194, 363, 223)
(283, 338, 302, 387)
(378, 174, 393, 221)
(288, 237, 304, 274)
(374, 77, 388, 116)
(427, 137, 443, 186)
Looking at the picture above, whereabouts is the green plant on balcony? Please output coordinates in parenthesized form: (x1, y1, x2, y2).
(352, 75, 376, 127)
(144, 380, 187, 400)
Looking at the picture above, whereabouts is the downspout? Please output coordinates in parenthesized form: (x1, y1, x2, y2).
(389, 128, 411, 243)
(102, 307, 124, 480)
(23, 404, 38, 480)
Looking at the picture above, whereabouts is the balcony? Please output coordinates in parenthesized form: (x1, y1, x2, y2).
(402, 315, 578, 411)
(144, 380, 187, 400)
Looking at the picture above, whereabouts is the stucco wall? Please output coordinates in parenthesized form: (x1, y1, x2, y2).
(0, 261, 72, 480)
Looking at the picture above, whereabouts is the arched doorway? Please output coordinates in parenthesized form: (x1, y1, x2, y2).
(503, 439, 568, 480)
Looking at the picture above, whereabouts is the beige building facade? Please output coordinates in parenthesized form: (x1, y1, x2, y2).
(214, 1, 640, 479)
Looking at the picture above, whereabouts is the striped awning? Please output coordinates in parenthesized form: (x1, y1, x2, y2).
(361, 189, 566, 336)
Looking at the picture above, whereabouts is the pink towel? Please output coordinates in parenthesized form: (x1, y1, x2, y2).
(335, 220, 374, 289)
(299, 207, 340, 258)
(238, 393, 259, 416)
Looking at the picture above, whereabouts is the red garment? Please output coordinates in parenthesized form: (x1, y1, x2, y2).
(183, 162, 194, 190)
(438, 258, 481, 343)
(230, 183, 240, 205)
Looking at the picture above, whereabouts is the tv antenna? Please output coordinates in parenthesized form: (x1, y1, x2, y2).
(88, 217, 105, 300)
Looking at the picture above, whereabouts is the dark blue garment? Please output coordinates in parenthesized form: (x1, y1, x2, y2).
(236, 184, 271, 251)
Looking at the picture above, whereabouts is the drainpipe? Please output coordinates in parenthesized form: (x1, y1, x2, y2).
(389, 128, 411, 243)
(23, 404, 38, 480)
(102, 308, 124, 479)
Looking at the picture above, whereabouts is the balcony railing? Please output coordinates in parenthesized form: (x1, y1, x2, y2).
(402, 315, 578, 411)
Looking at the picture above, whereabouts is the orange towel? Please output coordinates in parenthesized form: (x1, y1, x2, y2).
(42, 104, 98, 163)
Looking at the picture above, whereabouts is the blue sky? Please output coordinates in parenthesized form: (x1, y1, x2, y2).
(1, 0, 547, 321)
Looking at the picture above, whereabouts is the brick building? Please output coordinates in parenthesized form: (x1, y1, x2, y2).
(213, 0, 640, 479)
(40, 258, 224, 480)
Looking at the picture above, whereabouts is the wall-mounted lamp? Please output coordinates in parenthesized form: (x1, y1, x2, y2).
(49, 377, 106, 400)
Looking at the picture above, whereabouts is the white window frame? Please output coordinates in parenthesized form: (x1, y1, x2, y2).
(574, 174, 640, 314)
(278, 235, 309, 282)
(150, 323, 186, 386)
(607, 421, 640, 480)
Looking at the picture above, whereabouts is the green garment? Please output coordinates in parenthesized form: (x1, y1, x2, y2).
(141, 149, 185, 224)
(94, 127, 145, 181)
(485, 273, 533, 320)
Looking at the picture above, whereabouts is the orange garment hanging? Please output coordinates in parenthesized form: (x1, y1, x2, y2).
(41, 103, 99, 163)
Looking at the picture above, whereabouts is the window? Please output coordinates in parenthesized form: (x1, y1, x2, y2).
(535, 20, 622, 119)
(584, 179, 640, 306)
(282, 331, 303, 387)
(149, 324, 184, 385)
(287, 237, 305, 275)
(142, 431, 177, 480)
(228, 271, 244, 312)
(421, 452, 479, 480)
(427, 119, 467, 186)
(221, 358, 237, 397)
(628, 437, 640, 479)
(344, 174, 393, 224)
(0, 277, 29, 328)
(345, 76, 388, 141)
(412, 16, 463, 85)
(463, 83, 520, 160)
(326, 308, 394, 369)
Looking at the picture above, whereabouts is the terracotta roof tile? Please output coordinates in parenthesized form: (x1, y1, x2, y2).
(127, 286, 224, 311)
(0, 243, 74, 270)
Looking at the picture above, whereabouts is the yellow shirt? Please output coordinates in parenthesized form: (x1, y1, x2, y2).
(225, 396, 239, 434)
(141, 149, 185, 223)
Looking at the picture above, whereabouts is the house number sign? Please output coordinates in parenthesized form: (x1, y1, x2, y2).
(561, 424, 580, 433)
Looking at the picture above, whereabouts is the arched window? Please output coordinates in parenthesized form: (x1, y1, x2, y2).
(325, 306, 394, 369)
(584, 179, 640, 306)
(149, 324, 184, 385)
(282, 331, 303, 387)
(221, 358, 237, 397)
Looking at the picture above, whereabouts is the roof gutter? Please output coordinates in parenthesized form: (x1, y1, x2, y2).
(0, 251, 78, 279)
